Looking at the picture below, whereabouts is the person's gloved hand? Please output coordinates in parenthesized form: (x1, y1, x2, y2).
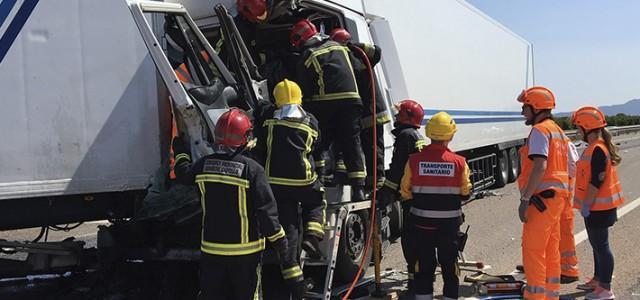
(288, 277, 307, 300)
(518, 200, 529, 223)
(172, 135, 189, 156)
(581, 205, 591, 218)
(377, 186, 395, 208)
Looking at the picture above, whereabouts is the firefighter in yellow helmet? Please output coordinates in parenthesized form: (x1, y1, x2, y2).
(254, 79, 325, 299)
(399, 112, 472, 300)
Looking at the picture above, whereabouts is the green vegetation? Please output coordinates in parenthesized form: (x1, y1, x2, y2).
(555, 113, 640, 130)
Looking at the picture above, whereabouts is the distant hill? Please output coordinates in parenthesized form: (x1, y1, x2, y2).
(557, 99, 640, 117)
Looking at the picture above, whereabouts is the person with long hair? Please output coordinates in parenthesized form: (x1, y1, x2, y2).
(571, 106, 624, 300)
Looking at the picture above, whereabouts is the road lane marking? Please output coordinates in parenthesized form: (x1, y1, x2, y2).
(575, 195, 640, 245)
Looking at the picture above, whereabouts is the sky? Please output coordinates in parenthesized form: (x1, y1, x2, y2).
(466, 0, 640, 112)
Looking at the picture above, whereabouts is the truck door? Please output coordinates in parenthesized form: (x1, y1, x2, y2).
(127, 1, 261, 161)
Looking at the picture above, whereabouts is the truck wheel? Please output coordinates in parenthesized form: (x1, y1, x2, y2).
(507, 147, 520, 183)
(493, 150, 509, 188)
(334, 210, 372, 283)
(387, 201, 402, 242)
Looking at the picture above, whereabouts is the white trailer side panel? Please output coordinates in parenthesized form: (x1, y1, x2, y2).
(0, 0, 161, 200)
(364, 0, 532, 151)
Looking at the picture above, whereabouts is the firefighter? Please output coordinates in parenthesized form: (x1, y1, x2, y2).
(572, 106, 623, 300)
(291, 19, 367, 201)
(173, 108, 305, 299)
(254, 79, 326, 299)
(516, 86, 569, 300)
(398, 112, 472, 300)
(377, 99, 426, 291)
(330, 28, 391, 189)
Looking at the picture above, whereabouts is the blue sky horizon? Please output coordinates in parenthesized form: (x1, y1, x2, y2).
(467, 0, 640, 112)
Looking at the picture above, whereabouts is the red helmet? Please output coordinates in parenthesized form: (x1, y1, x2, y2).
(214, 108, 253, 148)
(396, 99, 424, 127)
(290, 19, 318, 48)
(237, 0, 267, 22)
(329, 28, 351, 44)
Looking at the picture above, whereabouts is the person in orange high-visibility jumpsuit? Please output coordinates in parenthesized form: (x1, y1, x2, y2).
(516, 86, 569, 300)
(559, 140, 580, 283)
(571, 106, 624, 300)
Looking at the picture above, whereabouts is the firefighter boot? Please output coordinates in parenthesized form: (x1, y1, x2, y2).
(302, 234, 324, 259)
(352, 185, 366, 202)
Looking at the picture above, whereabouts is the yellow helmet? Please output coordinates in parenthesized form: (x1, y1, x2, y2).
(425, 112, 457, 141)
(273, 79, 302, 107)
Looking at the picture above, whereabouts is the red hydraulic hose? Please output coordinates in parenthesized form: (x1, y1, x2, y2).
(342, 44, 378, 300)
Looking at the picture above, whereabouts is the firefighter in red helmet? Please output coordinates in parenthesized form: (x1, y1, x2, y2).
(330, 27, 391, 190)
(291, 20, 368, 201)
(377, 99, 426, 291)
(173, 108, 305, 299)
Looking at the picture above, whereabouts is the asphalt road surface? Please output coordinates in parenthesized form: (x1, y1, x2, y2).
(2, 134, 640, 299)
(370, 135, 640, 299)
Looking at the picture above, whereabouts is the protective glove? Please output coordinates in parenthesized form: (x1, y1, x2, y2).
(518, 200, 529, 223)
(377, 186, 396, 208)
(581, 205, 591, 218)
(172, 135, 190, 156)
(288, 277, 307, 300)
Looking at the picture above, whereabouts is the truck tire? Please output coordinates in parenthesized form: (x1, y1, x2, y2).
(493, 150, 509, 188)
(507, 147, 520, 183)
(334, 209, 372, 283)
(387, 201, 403, 242)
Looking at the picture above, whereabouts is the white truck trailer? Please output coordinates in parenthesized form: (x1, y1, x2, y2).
(0, 0, 532, 298)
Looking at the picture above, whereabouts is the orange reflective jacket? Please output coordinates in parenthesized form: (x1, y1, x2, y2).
(574, 139, 624, 210)
(518, 119, 570, 197)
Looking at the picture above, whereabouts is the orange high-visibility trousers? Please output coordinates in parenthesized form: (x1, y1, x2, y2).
(522, 197, 564, 300)
(559, 195, 579, 278)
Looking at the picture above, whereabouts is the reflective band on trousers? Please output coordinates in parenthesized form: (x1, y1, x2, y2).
(546, 277, 561, 284)
(410, 207, 462, 218)
(561, 251, 576, 258)
(201, 239, 265, 256)
(412, 186, 461, 194)
(525, 285, 545, 294)
(575, 192, 623, 205)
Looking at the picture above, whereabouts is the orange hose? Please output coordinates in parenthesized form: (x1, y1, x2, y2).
(341, 44, 378, 300)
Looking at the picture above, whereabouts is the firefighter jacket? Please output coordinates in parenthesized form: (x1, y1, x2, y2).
(348, 42, 391, 129)
(174, 151, 286, 260)
(255, 105, 322, 187)
(399, 143, 472, 226)
(517, 119, 571, 198)
(574, 139, 624, 211)
(296, 39, 361, 105)
(383, 124, 426, 192)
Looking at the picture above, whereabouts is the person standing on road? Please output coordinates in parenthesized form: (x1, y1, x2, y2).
(559, 139, 581, 283)
(571, 106, 624, 300)
(377, 99, 426, 292)
(399, 112, 472, 300)
(516, 86, 570, 300)
(173, 108, 305, 299)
